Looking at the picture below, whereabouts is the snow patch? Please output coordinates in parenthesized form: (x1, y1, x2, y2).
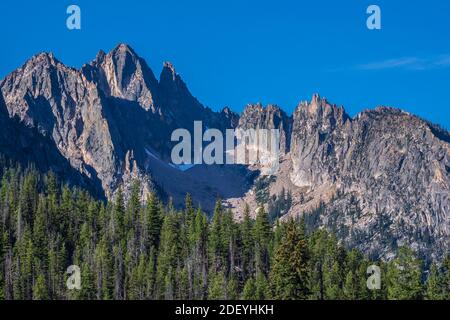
(145, 147, 195, 172)
(144, 148, 159, 160)
(169, 163, 195, 172)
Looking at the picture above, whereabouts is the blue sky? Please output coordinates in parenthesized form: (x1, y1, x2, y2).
(0, 0, 449, 128)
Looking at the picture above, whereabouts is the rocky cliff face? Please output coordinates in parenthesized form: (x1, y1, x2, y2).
(0, 44, 448, 261)
(290, 94, 350, 188)
(228, 94, 449, 261)
(0, 44, 239, 201)
(82, 44, 160, 113)
(238, 103, 291, 154)
(287, 96, 449, 261)
(0, 51, 128, 199)
(0, 83, 98, 195)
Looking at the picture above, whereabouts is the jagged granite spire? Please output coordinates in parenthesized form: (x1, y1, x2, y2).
(82, 43, 160, 112)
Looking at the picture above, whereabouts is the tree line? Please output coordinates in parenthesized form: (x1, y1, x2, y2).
(0, 165, 448, 300)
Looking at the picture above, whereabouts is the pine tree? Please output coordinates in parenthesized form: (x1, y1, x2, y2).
(270, 219, 308, 299)
(426, 263, 445, 300)
(323, 260, 342, 299)
(208, 201, 224, 273)
(78, 262, 96, 300)
(386, 247, 423, 300)
(185, 194, 196, 248)
(145, 250, 156, 299)
(59, 185, 73, 238)
(241, 277, 257, 300)
(33, 196, 48, 275)
(193, 208, 208, 299)
(177, 265, 190, 300)
(125, 180, 141, 269)
(221, 209, 237, 279)
(255, 273, 271, 299)
(155, 211, 179, 299)
(32, 274, 48, 300)
(18, 171, 38, 227)
(0, 231, 4, 300)
(125, 180, 141, 231)
(128, 255, 147, 300)
(111, 187, 125, 244)
(146, 192, 162, 251)
(342, 249, 365, 300)
(94, 235, 113, 300)
(240, 204, 254, 281)
(253, 206, 271, 277)
(208, 272, 226, 300)
(443, 256, 450, 300)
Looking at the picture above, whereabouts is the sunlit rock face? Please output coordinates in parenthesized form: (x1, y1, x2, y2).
(0, 45, 448, 262)
(287, 95, 449, 261)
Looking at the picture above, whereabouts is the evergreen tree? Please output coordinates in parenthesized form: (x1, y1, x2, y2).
(192, 208, 208, 299)
(111, 188, 125, 244)
(270, 219, 308, 299)
(94, 235, 113, 300)
(253, 206, 271, 277)
(342, 249, 365, 300)
(208, 272, 226, 300)
(443, 256, 450, 300)
(426, 263, 445, 300)
(78, 262, 96, 300)
(32, 274, 48, 300)
(226, 272, 239, 299)
(386, 247, 423, 300)
(33, 196, 48, 275)
(146, 192, 162, 251)
(241, 277, 257, 300)
(255, 273, 271, 299)
(208, 201, 224, 273)
(240, 204, 254, 281)
(129, 255, 147, 300)
(155, 211, 179, 299)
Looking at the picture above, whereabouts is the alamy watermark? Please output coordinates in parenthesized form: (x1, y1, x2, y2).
(171, 121, 280, 175)
(66, 5, 81, 30)
(64, 5, 380, 32)
(66, 265, 81, 290)
(366, 265, 381, 290)
(367, 5, 381, 30)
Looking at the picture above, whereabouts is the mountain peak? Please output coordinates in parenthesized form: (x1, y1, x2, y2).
(161, 61, 178, 81)
(92, 44, 138, 65)
(27, 52, 59, 68)
(221, 106, 232, 114)
(163, 61, 175, 71)
(111, 43, 138, 56)
(86, 43, 160, 111)
(1, 46, 448, 263)
(105, 43, 141, 67)
(94, 49, 106, 63)
(310, 93, 329, 106)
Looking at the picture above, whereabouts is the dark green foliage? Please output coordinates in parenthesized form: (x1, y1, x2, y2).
(267, 188, 292, 221)
(253, 206, 272, 277)
(270, 218, 308, 299)
(386, 247, 423, 300)
(254, 176, 275, 204)
(0, 165, 446, 300)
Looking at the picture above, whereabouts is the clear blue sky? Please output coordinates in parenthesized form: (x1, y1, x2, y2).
(0, 0, 449, 128)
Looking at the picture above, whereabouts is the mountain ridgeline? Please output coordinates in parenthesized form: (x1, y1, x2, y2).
(0, 44, 448, 262)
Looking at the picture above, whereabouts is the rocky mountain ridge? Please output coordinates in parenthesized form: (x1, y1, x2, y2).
(240, 96, 449, 261)
(0, 44, 448, 261)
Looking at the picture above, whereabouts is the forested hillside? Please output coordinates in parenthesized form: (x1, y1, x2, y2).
(0, 164, 448, 300)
